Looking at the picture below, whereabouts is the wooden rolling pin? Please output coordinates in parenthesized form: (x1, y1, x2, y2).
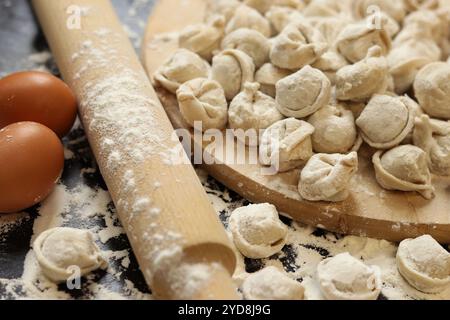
(32, 0, 238, 299)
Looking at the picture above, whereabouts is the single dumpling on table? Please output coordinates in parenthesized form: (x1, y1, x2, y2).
(276, 65, 331, 119)
(176, 78, 228, 131)
(229, 203, 288, 259)
(228, 82, 284, 146)
(397, 235, 450, 293)
(152, 49, 210, 94)
(372, 145, 435, 199)
(317, 252, 382, 300)
(259, 118, 315, 173)
(298, 152, 359, 202)
(242, 266, 305, 300)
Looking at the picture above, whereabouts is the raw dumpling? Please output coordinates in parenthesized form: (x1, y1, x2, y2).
(372, 145, 435, 199)
(312, 50, 349, 85)
(356, 95, 416, 149)
(242, 267, 305, 300)
(152, 49, 210, 94)
(176, 78, 228, 131)
(352, 0, 406, 22)
(178, 16, 225, 61)
(317, 252, 382, 300)
(221, 28, 270, 68)
(270, 21, 328, 70)
(414, 62, 450, 120)
(260, 118, 315, 172)
(255, 63, 292, 98)
(403, 0, 439, 12)
(276, 65, 331, 118)
(211, 49, 255, 100)
(265, 5, 303, 34)
(229, 203, 288, 259)
(229, 82, 284, 146)
(413, 115, 450, 176)
(225, 5, 271, 37)
(397, 235, 450, 293)
(205, 0, 241, 22)
(336, 18, 391, 63)
(336, 46, 389, 102)
(302, 0, 351, 17)
(298, 152, 358, 202)
(243, 0, 273, 14)
(33, 227, 108, 283)
(388, 24, 441, 94)
(308, 103, 360, 154)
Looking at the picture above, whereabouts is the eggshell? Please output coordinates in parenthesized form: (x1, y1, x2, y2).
(0, 71, 77, 137)
(0, 122, 64, 213)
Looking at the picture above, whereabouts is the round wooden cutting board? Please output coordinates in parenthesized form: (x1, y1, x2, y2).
(141, 0, 450, 243)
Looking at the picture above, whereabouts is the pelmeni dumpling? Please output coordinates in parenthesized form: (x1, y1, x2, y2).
(308, 104, 361, 154)
(356, 95, 416, 149)
(276, 65, 331, 118)
(243, 0, 273, 14)
(317, 253, 382, 300)
(176, 78, 228, 131)
(397, 235, 450, 293)
(260, 118, 315, 172)
(414, 62, 450, 120)
(33, 227, 108, 283)
(312, 51, 349, 85)
(302, 0, 351, 17)
(255, 63, 292, 98)
(265, 6, 304, 34)
(229, 82, 284, 146)
(229, 203, 288, 259)
(336, 46, 389, 102)
(403, 0, 439, 12)
(211, 49, 255, 100)
(270, 21, 328, 70)
(152, 49, 210, 94)
(205, 0, 241, 22)
(225, 5, 271, 37)
(373, 145, 435, 199)
(299, 152, 358, 202)
(388, 30, 441, 94)
(221, 28, 270, 68)
(413, 115, 450, 176)
(336, 17, 391, 63)
(352, 0, 406, 22)
(242, 267, 305, 300)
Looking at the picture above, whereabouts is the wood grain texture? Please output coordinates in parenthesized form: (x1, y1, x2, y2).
(33, 0, 238, 299)
(142, 0, 450, 243)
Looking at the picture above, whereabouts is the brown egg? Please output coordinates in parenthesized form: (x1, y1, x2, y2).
(0, 122, 64, 213)
(0, 71, 77, 137)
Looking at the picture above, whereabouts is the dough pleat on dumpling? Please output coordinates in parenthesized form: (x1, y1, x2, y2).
(178, 15, 225, 61)
(265, 5, 304, 34)
(211, 49, 255, 100)
(414, 62, 450, 120)
(270, 20, 328, 70)
(336, 46, 389, 102)
(397, 235, 450, 293)
(298, 152, 359, 202)
(33, 227, 108, 283)
(242, 267, 305, 300)
(225, 5, 272, 37)
(372, 145, 435, 199)
(255, 63, 292, 98)
(260, 118, 315, 172)
(152, 49, 210, 94)
(356, 94, 416, 149)
(317, 252, 382, 300)
(221, 28, 270, 68)
(336, 16, 391, 63)
(228, 82, 284, 146)
(413, 114, 450, 176)
(176, 78, 228, 131)
(276, 65, 331, 118)
(205, 0, 241, 23)
(308, 103, 361, 154)
(229, 203, 288, 259)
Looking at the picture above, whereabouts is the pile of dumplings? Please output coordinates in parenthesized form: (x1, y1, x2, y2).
(152, 0, 450, 202)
